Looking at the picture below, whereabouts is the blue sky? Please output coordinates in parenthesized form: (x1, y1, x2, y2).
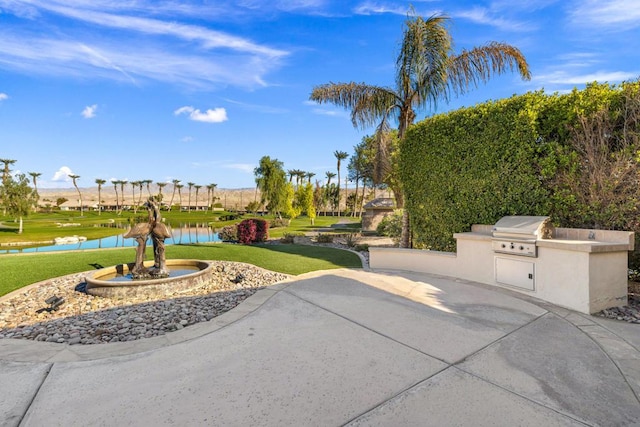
(0, 0, 638, 189)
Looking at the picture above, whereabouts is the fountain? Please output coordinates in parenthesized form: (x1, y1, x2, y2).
(84, 197, 213, 298)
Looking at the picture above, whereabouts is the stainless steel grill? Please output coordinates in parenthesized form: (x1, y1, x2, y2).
(491, 216, 553, 257)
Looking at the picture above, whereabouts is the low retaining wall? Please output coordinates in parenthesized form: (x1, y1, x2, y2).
(369, 226, 633, 314)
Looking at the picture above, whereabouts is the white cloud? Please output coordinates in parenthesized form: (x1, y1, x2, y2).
(181, 136, 194, 143)
(82, 104, 98, 118)
(174, 106, 228, 123)
(353, 2, 410, 15)
(454, 7, 532, 32)
(0, 1, 289, 89)
(52, 166, 75, 182)
(0, 93, 8, 101)
(569, 0, 640, 30)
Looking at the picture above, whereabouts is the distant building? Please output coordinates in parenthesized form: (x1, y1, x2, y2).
(362, 198, 395, 233)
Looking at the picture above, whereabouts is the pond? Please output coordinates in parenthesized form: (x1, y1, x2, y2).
(0, 225, 221, 254)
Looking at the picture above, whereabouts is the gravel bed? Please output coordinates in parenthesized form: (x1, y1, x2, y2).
(0, 261, 290, 345)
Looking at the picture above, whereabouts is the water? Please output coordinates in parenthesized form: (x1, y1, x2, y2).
(0, 226, 221, 254)
(101, 267, 201, 282)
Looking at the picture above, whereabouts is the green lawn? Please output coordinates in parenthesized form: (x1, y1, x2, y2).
(0, 243, 363, 297)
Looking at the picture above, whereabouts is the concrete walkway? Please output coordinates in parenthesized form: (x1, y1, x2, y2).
(1, 269, 639, 426)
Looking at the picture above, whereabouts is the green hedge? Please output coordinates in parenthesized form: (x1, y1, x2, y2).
(400, 81, 640, 252)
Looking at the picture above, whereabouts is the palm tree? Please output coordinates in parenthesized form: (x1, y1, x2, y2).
(176, 184, 184, 210)
(95, 178, 106, 215)
(169, 179, 180, 211)
(130, 181, 139, 213)
(119, 180, 128, 212)
(111, 179, 120, 214)
(306, 172, 316, 184)
(324, 171, 336, 215)
(194, 184, 202, 211)
(334, 150, 349, 216)
(207, 183, 217, 211)
(187, 182, 195, 213)
(143, 179, 153, 196)
(28, 172, 42, 211)
(310, 12, 530, 246)
(68, 174, 83, 215)
(157, 182, 167, 198)
(137, 181, 144, 208)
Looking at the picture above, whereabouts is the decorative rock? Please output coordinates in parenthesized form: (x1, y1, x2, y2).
(0, 262, 289, 345)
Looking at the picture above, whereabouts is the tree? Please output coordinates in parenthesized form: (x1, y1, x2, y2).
(111, 179, 120, 214)
(334, 150, 349, 216)
(68, 174, 83, 216)
(143, 179, 153, 196)
(324, 171, 336, 215)
(169, 179, 180, 211)
(206, 183, 217, 212)
(306, 171, 316, 183)
(130, 180, 140, 214)
(254, 155, 288, 217)
(176, 183, 184, 210)
(95, 178, 106, 215)
(119, 180, 128, 212)
(0, 158, 16, 182)
(194, 184, 202, 211)
(0, 158, 16, 215)
(157, 182, 167, 202)
(187, 182, 195, 213)
(28, 171, 42, 211)
(4, 173, 37, 233)
(310, 12, 530, 246)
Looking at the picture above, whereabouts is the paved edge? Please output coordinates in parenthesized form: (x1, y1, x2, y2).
(0, 280, 295, 363)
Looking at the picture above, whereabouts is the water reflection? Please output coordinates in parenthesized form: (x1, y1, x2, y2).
(0, 225, 221, 254)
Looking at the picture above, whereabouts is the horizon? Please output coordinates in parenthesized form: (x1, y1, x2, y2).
(1, 1, 638, 189)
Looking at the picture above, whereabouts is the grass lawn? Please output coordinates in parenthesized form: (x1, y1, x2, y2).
(0, 243, 363, 297)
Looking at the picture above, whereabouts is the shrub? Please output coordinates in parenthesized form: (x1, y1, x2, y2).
(344, 233, 360, 248)
(217, 225, 238, 242)
(237, 219, 269, 244)
(354, 244, 369, 252)
(281, 232, 304, 244)
(270, 218, 290, 228)
(316, 233, 333, 243)
(376, 210, 403, 244)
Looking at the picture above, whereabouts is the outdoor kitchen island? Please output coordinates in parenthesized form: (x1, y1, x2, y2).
(369, 216, 634, 314)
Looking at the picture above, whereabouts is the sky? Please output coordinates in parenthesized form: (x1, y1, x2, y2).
(0, 0, 639, 190)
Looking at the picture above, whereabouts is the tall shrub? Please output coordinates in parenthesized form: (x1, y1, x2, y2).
(399, 80, 640, 253)
(401, 93, 549, 251)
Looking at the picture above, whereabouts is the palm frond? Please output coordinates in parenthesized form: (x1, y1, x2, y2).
(397, 14, 452, 110)
(447, 42, 531, 96)
(373, 120, 392, 184)
(310, 82, 399, 129)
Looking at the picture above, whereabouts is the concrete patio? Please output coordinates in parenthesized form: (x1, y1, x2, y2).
(1, 268, 639, 426)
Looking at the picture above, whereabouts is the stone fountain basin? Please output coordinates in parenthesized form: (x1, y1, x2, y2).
(85, 259, 213, 298)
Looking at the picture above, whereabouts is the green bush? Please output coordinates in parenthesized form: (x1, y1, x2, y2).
(354, 244, 369, 252)
(400, 82, 640, 252)
(316, 233, 333, 243)
(281, 232, 304, 243)
(217, 225, 238, 242)
(270, 218, 290, 228)
(376, 210, 403, 244)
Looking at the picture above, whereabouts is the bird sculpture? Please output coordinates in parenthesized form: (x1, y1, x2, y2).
(123, 222, 152, 277)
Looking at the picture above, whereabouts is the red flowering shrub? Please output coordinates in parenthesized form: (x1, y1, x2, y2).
(237, 219, 269, 244)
